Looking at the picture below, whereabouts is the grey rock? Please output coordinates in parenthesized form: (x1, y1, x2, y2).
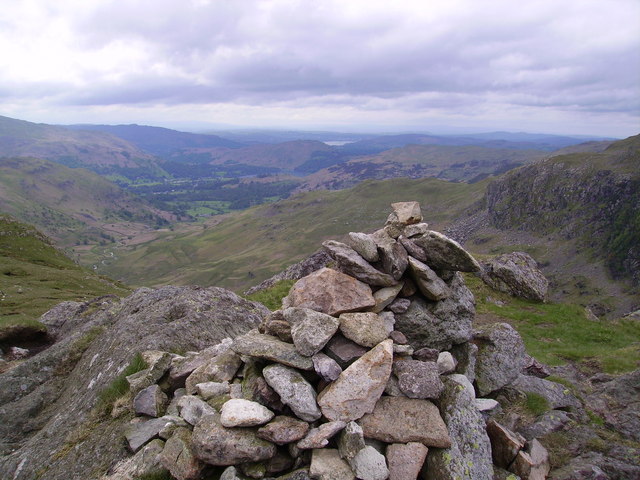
(407, 256, 451, 301)
(423, 374, 493, 480)
(403, 222, 429, 238)
(474, 398, 500, 412)
(263, 363, 321, 422)
(232, 330, 313, 370)
(474, 323, 527, 396)
(338, 312, 389, 348)
(389, 330, 407, 344)
(387, 298, 410, 314)
(220, 398, 275, 427)
(522, 354, 551, 378)
(358, 396, 451, 447)
(391, 201, 423, 225)
(511, 374, 581, 409)
(437, 351, 457, 374)
(322, 240, 397, 287)
(297, 420, 346, 449)
(378, 311, 395, 333)
(386, 442, 428, 480)
(283, 307, 340, 357)
(318, 340, 393, 422)
(257, 415, 310, 445)
(395, 273, 475, 350)
(177, 395, 217, 426)
(338, 421, 366, 462)
(520, 409, 572, 439)
(369, 283, 404, 313)
(191, 414, 277, 466)
(370, 229, 408, 280)
(450, 342, 477, 384)
(486, 419, 527, 469)
(309, 448, 355, 480)
(264, 319, 294, 343)
(393, 359, 444, 399)
(398, 236, 428, 262)
(413, 347, 440, 362)
(185, 349, 243, 393)
(133, 384, 168, 418)
(384, 374, 404, 397)
(127, 351, 173, 395)
(347, 232, 379, 262)
(219, 466, 244, 480)
(196, 381, 231, 400)
(383, 212, 404, 238)
(350, 446, 388, 480)
(510, 439, 550, 480)
(158, 416, 189, 440)
(392, 344, 414, 356)
(102, 438, 166, 480)
(480, 252, 549, 302)
(312, 352, 342, 382)
(125, 416, 182, 453)
(169, 339, 233, 388)
(323, 333, 368, 368)
(282, 267, 376, 315)
(166, 388, 187, 416)
(412, 230, 481, 272)
(160, 427, 203, 480)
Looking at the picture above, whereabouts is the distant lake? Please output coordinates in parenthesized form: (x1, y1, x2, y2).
(323, 140, 356, 146)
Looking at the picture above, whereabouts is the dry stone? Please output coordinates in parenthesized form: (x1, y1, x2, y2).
(406, 256, 451, 301)
(399, 236, 428, 262)
(257, 415, 310, 445)
(347, 232, 379, 262)
(125, 416, 181, 453)
(386, 442, 428, 480)
(338, 421, 366, 462)
(437, 351, 457, 374)
(369, 283, 404, 313)
(323, 334, 368, 368)
(388, 298, 410, 314)
(338, 312, 389, 348)
(318, 340, 393, 422)
(481, 252, 549, 302)
(297, 421, 346, 449)
(103, 438, 166, 480)
(412, 230, 481, 272)
(350, 446, 388, 480)
(391, 201, 422, 225)
(403, 222, 429, 238)
(309, 448, 355, 480)
(392, 359, 444, 399)
(133, 384, 168, 418)
(358, 396, 451, 447)
(510, 374, 581, 409)
(282, 267, 376, 315)
(370, 230, 408, 280)
(177, 395, 217, 426)
(486, 419, 527, 469)
(510, 439, 551, 480)
(283, 307, 340, 357)
(196, 381, 230, 400)
(220, 398, 274, 427)
(322, 240, 397, 287)
(185, 349, 242, 394)
(169, 340, 233, 388)
(232, 330, 313, 370)
(263, 363, 322, 422)
(160, 427, 203, 480)
(312, 352, 342, 382)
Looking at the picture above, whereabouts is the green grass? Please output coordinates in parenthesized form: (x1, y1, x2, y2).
(466, 274, 640, 374)
(525, 392, 551, 416)
(96, 353, 148, 415)
(245, 279, 295, 310)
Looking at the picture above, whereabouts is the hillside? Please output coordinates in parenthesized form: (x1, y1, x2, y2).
(0, 157, 174, 248)
(0, 115, 166, 180)
(0, 214, 129, 344)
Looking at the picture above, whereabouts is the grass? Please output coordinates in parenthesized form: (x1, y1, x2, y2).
(134, 471, 173, 480)
(96, 353, 148, 415)
(525, 392, 551, 416)
(245, 279, 295, 310)
(466, 274, 640, 374)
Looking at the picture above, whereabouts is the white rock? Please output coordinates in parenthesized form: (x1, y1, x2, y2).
(220, 399, 274, 427)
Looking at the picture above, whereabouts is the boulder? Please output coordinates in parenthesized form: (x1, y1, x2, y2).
(283, 308, 340, 357)
(386, 442, 428, 480)
(411, 230, 481, 272)
(169, 339, 234, 388)
(510, 439, 551, 480)
(510, 374, 581, 410)
(403, 222, 430, 238)
(263, 364, 322, 422)
(358, 396, 451, 447)
(195, 381, 231, 400)
(480, 252, 548, 302)
(282, 268, 376, 315)
(323, 334, 368, 368)
(390, 201, 423, 225)
(338, 312, 389, 348)
(318, 340, 393, 422)
(338, 421, 366, 462)
(437, 351, 457, 374)
(322, 241, 397, 287)
(191, 414, 277, 466)
(125, 416, 182, 453)
(486, 419, 527, 469)
(177, 395, 217, 426)
(369, 283, 404, 313)
(102, 438, 166, 480)
(232, 330, 313, 371)
(474, 323, 527, 396)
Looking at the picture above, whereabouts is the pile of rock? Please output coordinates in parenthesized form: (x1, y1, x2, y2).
(115, 202, 568, 480)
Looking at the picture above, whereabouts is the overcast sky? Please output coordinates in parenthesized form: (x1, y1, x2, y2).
(1, 0, 638, 137)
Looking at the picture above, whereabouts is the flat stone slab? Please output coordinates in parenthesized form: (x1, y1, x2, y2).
(283, 307, 340, 357)
(125, 416, 181, 452)
(412, 230, 481, 272)
(339, 312, 389, 348)
(297, 421, 346, 449)
(348, 232, 379, 263)
(257, 415, 310, 445)
(407, 256, 451, 301)
(358, 397, 451, 448)
(322, 240, 397, 287)
(232, 330, 313, 370)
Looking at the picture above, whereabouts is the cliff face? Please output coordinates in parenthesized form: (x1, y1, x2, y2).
(486, 135, 640, 284)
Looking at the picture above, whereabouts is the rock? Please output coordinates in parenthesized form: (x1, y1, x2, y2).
(133, 384, 168, 418)
(127, 351, 173, 395)
(391, 201, 423, 225)
(384, 374, 404, 396)
(323, 334, 368, 368)
(475, 398, 500, 412)
(297, 421, 346, 449)
(480, 252, 549, 302)
(474, 323, 527, 396)
(318, 340, 393, 422)
(169, 339, 233, 388)
(283, 308, 340, 357)
(159, 416, 189, 440)
(510, 439, 550, 480)
(406, 256, 451, 301)
(403, 222, 429, 238)
(393, 344, 414, 356)
(350, 446, 388, 480)
(191, 414, 277, 466)
(220, 399, 275, 427)
(264, 319, 295, 344)
(398, 236, 428, 262)
(389, 330, 407, 344)
(160, 427, 203, 480)
(437, 351, 457, 374)
(386, 442, 428, 480)
(423, 374, 493, 480)
(219, 466, 244, 480)
(378, 311, 395, 333)
(338, 312, 389, 348)
(520, 409, 572, 440)
(196, 381, 231, 400)
(358, 396, 451, 447)
(412, 230, 481, 272)
(487, 420, 527, 470)
(392, 359, 444, 399)
(522, 355, 551, 378)
(185, 349, 243, 394)
(282, 268, 376, 315)
(125, 416, 182, 453)
(387, 298, 410, 314)
(177, 395, 217, 426)
(369, 283, 404, 313)
(312, 353, 342, 382)
(232, 330, 313, 371)
(338, 421, 366, 462)
(413, 347, 440, 362)
(395, 273, 475, 350)
(347, 232, 379, 263)
(7, 347, 29, 359)
(510, 374, 581, 410)
(370, 229, 408, 280)
(263, 364, 322, 422)
(257, 415, 310, 445)
(309, 448, 355, 480)
(450, 342, 477, 384)
(322, 240, 397, 287)
(102, 438, 166, 480)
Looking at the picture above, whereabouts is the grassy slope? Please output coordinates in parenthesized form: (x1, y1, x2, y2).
(0, 214, 129, 333)
(98, 177, 487, 291)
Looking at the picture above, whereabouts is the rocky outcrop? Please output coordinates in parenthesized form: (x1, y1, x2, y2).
(480, 252, 549, 302)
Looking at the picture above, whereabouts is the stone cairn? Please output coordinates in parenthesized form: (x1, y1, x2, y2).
(117, 202, 559, 480)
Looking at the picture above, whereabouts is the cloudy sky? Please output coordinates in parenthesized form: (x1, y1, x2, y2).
(1, 0, 638, 137)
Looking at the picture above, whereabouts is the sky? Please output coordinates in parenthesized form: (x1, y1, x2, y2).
(0, 0, 638, 137)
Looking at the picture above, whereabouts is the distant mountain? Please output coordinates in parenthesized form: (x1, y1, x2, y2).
(201, 129, 375, 145)
(0, 156, 174, 247)
(64, 123, 244, 159)
(0, 115, 166, 180)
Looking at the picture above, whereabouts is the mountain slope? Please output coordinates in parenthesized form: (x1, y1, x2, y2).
(0, 115, 166, 179)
